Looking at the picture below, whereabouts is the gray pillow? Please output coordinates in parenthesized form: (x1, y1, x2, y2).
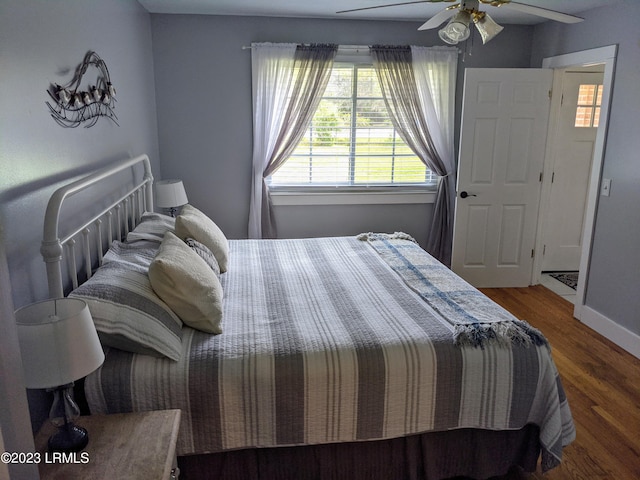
(185, 237, 220, 277)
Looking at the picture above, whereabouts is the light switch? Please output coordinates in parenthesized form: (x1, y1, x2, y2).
(601, 178, 611, 197)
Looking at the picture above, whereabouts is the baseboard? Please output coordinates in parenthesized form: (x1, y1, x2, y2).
(577, 305, 640, 359)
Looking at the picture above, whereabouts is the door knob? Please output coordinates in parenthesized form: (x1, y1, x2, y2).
(460, 191, 477, 198)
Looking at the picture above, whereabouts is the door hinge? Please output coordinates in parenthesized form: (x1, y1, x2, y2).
(551, 172, 555, 183)
(548, 89, 552, 99)
(531, 249, 535, 258)
(539, 172, 543, 182)
(543, 244, 546, 255)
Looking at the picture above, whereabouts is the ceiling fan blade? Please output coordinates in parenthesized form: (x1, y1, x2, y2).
(502, 2, 584, 24)
(337, 0, 436, 15)
(418, 7, 457, 30)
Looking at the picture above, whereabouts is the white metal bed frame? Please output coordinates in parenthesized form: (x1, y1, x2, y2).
(41, 154, 154, 298)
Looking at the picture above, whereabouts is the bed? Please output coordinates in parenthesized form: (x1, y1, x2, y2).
(42, 155, 575, 479)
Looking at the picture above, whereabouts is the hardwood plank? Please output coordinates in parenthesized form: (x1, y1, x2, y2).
(480, 286, 640, 480)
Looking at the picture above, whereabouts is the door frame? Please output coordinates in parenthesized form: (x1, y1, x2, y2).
(533, 45, 617, 320)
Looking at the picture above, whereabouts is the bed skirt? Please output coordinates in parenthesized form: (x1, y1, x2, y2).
(177, 425, 541, 480)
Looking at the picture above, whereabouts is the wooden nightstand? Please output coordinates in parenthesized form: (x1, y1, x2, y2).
(35, 409, 181, 480)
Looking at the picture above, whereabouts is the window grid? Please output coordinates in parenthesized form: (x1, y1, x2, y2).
(270, 64, 434, 187)
(575, 84, 602, 128)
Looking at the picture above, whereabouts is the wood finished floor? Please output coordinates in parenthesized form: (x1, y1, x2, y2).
(479, 285, 640, 480)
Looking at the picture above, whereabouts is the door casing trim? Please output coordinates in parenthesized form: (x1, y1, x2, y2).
(535, 45, 618, 320)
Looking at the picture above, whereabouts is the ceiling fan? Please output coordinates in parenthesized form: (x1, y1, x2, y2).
(337, 0, 583, 45)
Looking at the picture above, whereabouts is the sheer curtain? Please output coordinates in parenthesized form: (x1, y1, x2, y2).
(370, 45, 457, 265)
(249, 43, 337, 239)
(412, 46, 458, 266)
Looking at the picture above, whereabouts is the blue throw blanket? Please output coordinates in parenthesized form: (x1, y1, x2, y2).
(358, 232, 547, 348)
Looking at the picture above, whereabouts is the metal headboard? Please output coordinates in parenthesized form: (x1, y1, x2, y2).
(41, 154, 154, 298)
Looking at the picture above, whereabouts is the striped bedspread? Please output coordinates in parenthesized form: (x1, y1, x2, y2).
(85, 236, 574, 470)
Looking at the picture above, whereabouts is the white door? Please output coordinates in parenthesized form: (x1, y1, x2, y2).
(541, 70, 603, 272)
(452, 68, 552, 287)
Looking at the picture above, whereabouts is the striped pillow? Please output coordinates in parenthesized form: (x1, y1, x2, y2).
(69, 261, 183, 361)
(103, 240, 159, 268)
(127, 212, 175, 243)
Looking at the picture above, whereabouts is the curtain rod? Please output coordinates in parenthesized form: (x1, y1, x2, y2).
(242, 45, 367, 51)
(242, 44, 460, 53)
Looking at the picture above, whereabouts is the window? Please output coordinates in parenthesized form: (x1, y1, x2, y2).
(574, 84, 603, 128)
(269, 64, 434, 187)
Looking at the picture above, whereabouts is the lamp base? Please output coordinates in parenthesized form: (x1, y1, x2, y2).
(48, 423, 89, 452)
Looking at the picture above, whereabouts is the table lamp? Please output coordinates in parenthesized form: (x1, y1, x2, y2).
(15, 298, 105, 452)
(155, 179, 188, 217)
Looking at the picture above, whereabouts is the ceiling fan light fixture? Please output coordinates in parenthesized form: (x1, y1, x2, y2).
(473, 12, 504, 44)
(438, 10, 472, 45)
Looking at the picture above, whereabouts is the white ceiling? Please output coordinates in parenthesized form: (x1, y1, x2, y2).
(137, 0, 617, 25)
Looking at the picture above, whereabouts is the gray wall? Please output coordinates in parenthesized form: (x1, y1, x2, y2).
(0, 0, 161, 464)
(151, 14, 534, 246)
(1, 0, 161, 308)
(531, 1, 640, 335)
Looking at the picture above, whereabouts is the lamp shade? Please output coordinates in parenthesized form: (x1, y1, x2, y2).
(155, 179, 188, 209)
(15, 298, 105, 389)
(439, 10, 471, 45)
(474, 13, 504, 44)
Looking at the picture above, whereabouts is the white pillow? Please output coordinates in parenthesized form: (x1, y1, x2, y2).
(175, 204, 229, 272)
(149, 232, 224, 334)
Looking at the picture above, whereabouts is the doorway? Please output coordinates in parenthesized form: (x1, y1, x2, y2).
(534, 46, 617, 320)
(539, 66, 604, 304)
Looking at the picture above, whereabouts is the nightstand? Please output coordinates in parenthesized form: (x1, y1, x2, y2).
(35, 409, 181, 480)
